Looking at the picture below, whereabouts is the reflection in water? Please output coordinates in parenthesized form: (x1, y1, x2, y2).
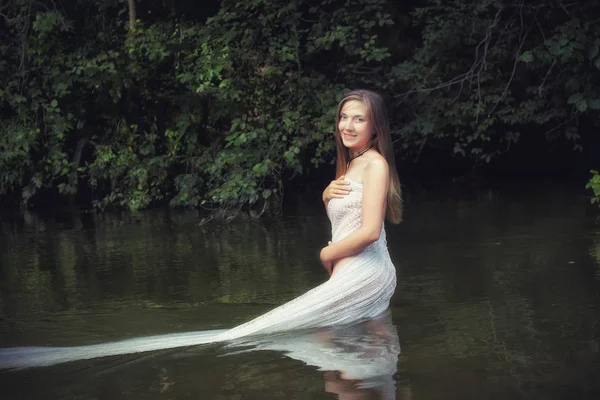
(0, 210, 330, 323)
(591, 239, 600, 282)
(224, 310, 401, 400)
(0, 183, 599, 399)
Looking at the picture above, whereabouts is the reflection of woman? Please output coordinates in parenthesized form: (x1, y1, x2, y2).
(0, 90, 402, 369)
(224, 310, 401, 400)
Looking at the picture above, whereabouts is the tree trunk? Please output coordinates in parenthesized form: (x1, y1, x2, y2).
(68, 135, 92, 209)
(128, 0, 136, 32)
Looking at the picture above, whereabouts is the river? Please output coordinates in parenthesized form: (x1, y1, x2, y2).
(0, 182, 599, 399)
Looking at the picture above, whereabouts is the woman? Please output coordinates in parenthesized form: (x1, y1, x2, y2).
(0, 89, 402, 369)
(210, 89, 401, 340)
(321, 89, 402, 277)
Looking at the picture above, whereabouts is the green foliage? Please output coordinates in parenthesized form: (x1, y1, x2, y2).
(0, 0, 394, 214)
(392, 0, 600, 162)
(1, 0, 599, 215)
(586, 170, 600, 205)
(167, 0, 393, 214)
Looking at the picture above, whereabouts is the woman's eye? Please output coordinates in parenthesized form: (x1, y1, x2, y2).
(340, 115, 347, 120)
(356, 118, 364, 122)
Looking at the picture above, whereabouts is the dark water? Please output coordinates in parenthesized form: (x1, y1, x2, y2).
(0, 183, 599, 399)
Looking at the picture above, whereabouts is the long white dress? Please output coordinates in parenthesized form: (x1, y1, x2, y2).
(0, 178, 398, 369)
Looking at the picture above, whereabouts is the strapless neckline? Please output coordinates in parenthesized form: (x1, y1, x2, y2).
(344, 178, 363, 187)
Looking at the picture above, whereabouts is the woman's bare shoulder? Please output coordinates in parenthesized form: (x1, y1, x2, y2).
(360, 154, 388, 184)
(365, 153, 388, 171)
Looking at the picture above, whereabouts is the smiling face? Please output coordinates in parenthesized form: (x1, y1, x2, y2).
(337, 100, 375, 156)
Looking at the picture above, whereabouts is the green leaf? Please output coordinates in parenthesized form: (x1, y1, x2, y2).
(567, 93, 583, 104)
(576, 99, 588, 113)
(565, 79, 579, 93)
(589, 46, 599, 60)
(50, 99, 58, 107)
(519, 51, 533, 63)
(588, 99, 600, 110)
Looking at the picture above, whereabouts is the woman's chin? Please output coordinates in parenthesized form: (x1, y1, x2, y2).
(343, 143, 365, 152)
(342, 140, 358, 149)
(341, 134, 370, 150)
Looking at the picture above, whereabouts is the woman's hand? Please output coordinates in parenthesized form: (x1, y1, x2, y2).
(320, 241, 335, 276)
(322, 175, 351, 206)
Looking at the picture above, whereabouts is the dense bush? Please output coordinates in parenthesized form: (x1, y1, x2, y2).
(1, 0, 599, 213)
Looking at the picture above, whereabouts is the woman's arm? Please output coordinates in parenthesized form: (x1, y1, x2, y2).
(320, 158, 388, 265)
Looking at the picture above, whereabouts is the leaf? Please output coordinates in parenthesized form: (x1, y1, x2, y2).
(565, 79, 579, 93)
(50, 99, 58, 107)
(519, 51, 533, 63)
(576, 99, 588, 113)
(567, 93, 583, 104)
(588, 99, 600, 110)
(589, 46, 599, 60)
(595, 57, 600, 70)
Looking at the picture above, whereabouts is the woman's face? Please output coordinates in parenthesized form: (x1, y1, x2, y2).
(338, 100, 374, 155)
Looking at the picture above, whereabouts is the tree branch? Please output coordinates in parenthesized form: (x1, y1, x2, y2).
(128, 0, 136, 32)
(487, 6, 532, 117)
(395, 6, 504, 99)
(538, 59, 557, 97)
(545, 113, 576, 136)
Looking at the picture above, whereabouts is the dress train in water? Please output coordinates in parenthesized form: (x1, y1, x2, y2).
(0, 179, 398, 370)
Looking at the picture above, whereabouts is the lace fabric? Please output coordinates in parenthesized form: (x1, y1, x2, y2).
(214, 178, 396, 341)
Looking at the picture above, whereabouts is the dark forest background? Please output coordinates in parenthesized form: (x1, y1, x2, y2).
(1, 0, 599, 216)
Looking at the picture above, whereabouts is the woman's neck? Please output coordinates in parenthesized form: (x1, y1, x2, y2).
(349, 145, 372, 159)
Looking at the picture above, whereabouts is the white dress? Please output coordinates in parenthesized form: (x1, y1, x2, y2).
(0, 178, 398, 369)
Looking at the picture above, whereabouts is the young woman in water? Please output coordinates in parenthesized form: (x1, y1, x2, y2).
(0, 89, 402, 369)
(320, 89, 402, 276)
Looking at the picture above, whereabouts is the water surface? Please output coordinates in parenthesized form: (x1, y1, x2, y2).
(0, 183, 599, 399)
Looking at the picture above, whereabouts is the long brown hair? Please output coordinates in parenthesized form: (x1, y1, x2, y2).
(334, 89, 403, 224)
